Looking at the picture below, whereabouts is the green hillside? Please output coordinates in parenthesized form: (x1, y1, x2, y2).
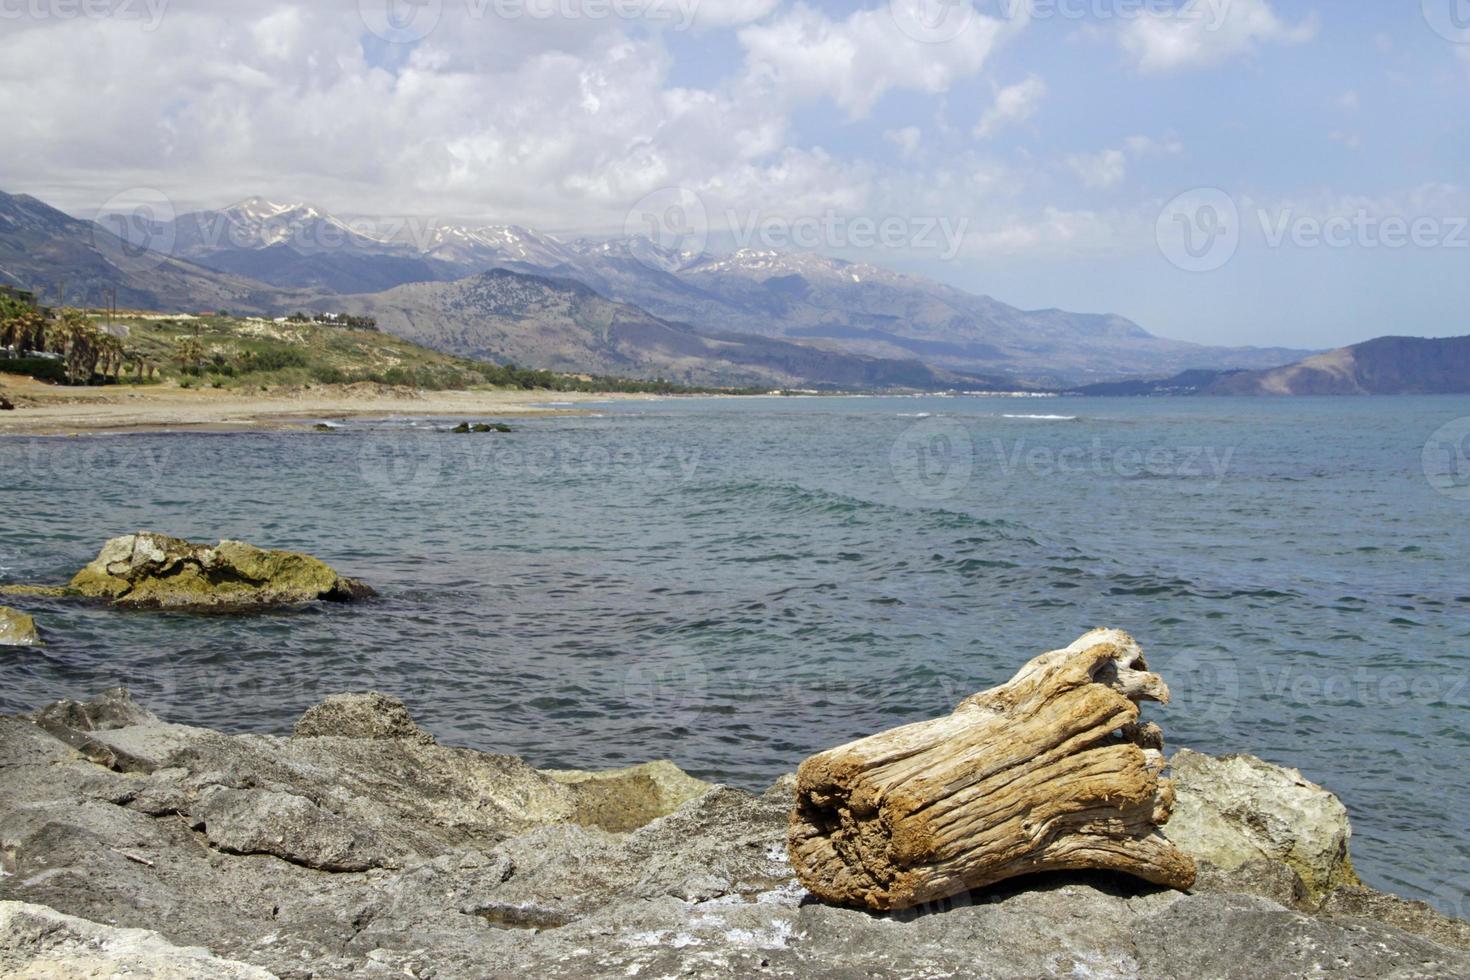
(3, 309, 745, 394)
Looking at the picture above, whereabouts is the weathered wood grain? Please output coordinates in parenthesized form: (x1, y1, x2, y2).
(788, 629, 1197, 910)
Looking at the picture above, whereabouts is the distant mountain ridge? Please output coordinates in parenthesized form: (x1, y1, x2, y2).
(323, 268, 1002, 390)
(146, 195, 1310, 383)
(1204, 335, 1470, 395)
(0, 191, 282, 312)
(1, 188, 1315, 388)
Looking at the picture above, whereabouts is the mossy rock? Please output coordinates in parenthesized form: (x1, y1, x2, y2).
(67, 533, 375, 611)
(0, 606, 42, 647)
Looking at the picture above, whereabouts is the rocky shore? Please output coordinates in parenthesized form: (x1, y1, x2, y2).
(2, 689, 1467, 979)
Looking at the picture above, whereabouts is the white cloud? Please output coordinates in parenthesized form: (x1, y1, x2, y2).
(1067, 148, 1128, 189)
(682, 0, 783, 28)
(975, 76, 1047, 139)
(884, 126, 923, 160)
(737, 3, 1014, 119)
(1123, 133, 1185, 157)
(1121, 0, 1317, 73)
(0, 4, 877, 232)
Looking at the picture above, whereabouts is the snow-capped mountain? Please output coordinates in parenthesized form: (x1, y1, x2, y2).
(52, 190, 1311, 382)
(168, 197, 396, 257)
(415, 223, 575, 268)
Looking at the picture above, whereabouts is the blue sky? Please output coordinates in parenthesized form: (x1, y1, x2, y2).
(2, 0, 1468, 349)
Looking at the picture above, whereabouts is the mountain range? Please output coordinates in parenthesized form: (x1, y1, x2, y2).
(1204, 335, 1470, 395)
(1, 190, 1315, 388)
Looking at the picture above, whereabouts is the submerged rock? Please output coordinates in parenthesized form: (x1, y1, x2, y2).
(0, 607, 40, 647)
(0, 689, 1465, 979)
(67, 532, 375, 610)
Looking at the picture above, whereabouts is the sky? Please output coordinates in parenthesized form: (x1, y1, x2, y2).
(2, 0, 1468, 349)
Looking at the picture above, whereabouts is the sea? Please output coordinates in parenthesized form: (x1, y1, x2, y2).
(2, 394, 1468, 915)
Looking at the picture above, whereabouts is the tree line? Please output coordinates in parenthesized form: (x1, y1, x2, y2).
(1, 303, 156, 384)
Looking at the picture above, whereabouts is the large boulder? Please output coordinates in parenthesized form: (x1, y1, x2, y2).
(0, 607, 40, 647)
(1165, 748, 1359, 907)
(67, 532, 374, 610)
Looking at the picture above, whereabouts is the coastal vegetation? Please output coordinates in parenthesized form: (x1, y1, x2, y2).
(0, 302, 762, 395)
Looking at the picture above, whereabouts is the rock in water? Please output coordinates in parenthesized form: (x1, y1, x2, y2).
(0, 607, 41, 647)
(788, 628, 1196, 910)
(67, 532, 375, 610)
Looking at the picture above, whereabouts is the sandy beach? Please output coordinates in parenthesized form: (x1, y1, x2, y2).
(0, 377, 643, 436)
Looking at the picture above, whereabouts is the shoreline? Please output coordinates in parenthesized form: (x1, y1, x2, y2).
(2, 687, 1467, 977)
(0, 377, 652, 437)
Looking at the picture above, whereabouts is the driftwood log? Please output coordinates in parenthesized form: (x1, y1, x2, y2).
(788, 629, 1197, 910)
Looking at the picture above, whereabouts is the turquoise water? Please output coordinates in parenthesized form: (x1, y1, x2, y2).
(2, 395, 1468, 914)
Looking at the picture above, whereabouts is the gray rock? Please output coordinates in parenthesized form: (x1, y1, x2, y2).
(0, 901, 276, 979)
(33, 686, 160, 732)
(1167, 748, 1359, 906)
(200, 788, 401, 872)
(293, 691, 435, 744)
(0, 690, 1466, 979)
(0, 606, 40, 647)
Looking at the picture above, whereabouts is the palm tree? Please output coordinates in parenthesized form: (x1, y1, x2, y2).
(174, 336, 205, 375)
(57, 310, 101, 384)
(98, 334, 125, 382)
